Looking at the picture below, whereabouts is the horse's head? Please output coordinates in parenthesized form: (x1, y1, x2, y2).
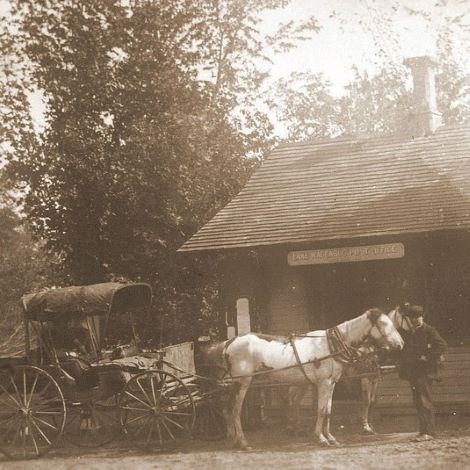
(366, 308, 404, 351)
(389, 304, 417, 332)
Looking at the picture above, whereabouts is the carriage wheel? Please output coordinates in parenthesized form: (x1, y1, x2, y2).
(119, 370, 195, 452)
(63, 394, 122, 447)
(0, 365, 66, 460)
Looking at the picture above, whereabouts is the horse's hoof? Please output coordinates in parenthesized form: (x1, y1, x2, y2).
(314, 438, 331, 447)
(362, 428, 376, 435)
(234, 441, 252, 451)
(328, 438, 339, 446)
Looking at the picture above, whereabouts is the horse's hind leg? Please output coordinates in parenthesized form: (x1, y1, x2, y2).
(224, 377, 252, 450)
(286, 385, 308, 436)
(360, 377, 378, 434)
(314, 379, 336, 446)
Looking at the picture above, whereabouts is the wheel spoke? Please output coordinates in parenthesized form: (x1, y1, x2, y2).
(29, 415, 52, 445)
(162, 414, 185, 431)
(124, 390, 152, 409)
(23, 369, 27, 408)
(33, 415, 59, 431)
(27, 418, 40, 456)
(126, 411, 150, 426)
(9, 374, 25, 407)
(0, 396, 19, 411)
(133, 415, 152, 438)
(160, 410, 192, 417)
(136, 378, 153, 406)
(150, 374, 157, 404)
(21, 420, 27, 456)
(160, 417, 175, 440)
(157, 422, 163, 447)
(145, 417, 155, 444)
(2, 413, 20, 442)
(34, 396, 63, 409)
(38, 380, 52, 399)
(10, 418, 22, 448)
(120, 405, 149, 412)
(26, 372, 40, 408)
(0, 381, 22, 408)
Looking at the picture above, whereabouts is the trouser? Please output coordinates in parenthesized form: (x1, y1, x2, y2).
(409, 376, 436, 436)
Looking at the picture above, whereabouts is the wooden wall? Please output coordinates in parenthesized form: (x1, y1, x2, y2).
(259, 247, 309, 335)
(376, 346, 470, 413)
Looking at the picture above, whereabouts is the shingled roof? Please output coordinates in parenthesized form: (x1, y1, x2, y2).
(179, 123, 470, 252)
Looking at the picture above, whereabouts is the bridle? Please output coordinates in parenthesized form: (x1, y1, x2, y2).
(366, 311, 396, 349)
(395, 306, 415, 332)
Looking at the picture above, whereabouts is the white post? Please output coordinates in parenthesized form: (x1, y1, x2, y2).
(236, 298, 251, 335)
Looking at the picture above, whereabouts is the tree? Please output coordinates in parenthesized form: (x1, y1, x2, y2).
(1, 0, 319, 343)
(271, 7, 469, 142)
(272, 57, 468, 142)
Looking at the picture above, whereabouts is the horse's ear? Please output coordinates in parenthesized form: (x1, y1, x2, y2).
(367, 308, 383, 323)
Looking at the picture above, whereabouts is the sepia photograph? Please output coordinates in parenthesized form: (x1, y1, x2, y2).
(0, 0, 469, 468)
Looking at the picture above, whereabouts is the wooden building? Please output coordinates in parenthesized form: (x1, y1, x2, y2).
(180, 57, 470, 419)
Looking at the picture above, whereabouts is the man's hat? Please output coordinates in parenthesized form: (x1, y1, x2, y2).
(402, 304, 424, 317)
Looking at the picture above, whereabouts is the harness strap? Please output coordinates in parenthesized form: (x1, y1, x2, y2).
(289, 335, 318, 386)
(326, 326, 360, 364)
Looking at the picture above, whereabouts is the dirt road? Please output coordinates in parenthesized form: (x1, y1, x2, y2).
(1, 428, 470, 470)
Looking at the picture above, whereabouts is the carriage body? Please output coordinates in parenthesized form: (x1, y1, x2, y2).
(0, 282, 202, 459)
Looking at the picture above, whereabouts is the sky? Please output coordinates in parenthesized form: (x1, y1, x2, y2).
(1, 0, 468, 129)
(260, 0, 469, 95)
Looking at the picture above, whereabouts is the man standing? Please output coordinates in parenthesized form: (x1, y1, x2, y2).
(398, 304, 447, 441)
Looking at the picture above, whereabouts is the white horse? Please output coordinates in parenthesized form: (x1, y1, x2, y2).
(203, 308, 404, 449)
(286, 306, 414, 436)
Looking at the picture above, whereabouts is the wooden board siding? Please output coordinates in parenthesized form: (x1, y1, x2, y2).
(262, 249, 309, 335)
(376, 346, 470, 410)
(180, 124, 470, 253)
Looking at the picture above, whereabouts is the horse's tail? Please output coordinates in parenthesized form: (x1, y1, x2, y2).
(195, 338, 233, 380)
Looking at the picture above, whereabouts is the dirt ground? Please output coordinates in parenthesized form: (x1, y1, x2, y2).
(2, 423, 470, 470)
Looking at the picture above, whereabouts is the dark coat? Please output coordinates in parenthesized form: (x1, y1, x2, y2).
(398, 323, 447, 381)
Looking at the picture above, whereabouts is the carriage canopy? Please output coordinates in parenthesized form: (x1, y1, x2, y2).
(21, 282, 152, 321)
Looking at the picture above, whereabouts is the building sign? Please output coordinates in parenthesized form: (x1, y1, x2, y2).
(288, 243, 405, 266)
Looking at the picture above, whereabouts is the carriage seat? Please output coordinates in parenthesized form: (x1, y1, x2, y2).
(59, 356, 99, 390)
(109, 355, 160, 371)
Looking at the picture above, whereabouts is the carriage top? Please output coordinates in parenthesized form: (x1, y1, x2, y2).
(20, 282, 152, 321)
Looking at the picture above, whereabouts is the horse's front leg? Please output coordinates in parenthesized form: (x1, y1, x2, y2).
(224, 377, 252, 450)
(321, 380, 339, 446)
(314, 379, 336, 446)
(360, 377, 378, 434)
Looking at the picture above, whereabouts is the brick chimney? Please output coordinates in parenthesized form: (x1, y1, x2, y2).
(404, 56, 442, 136)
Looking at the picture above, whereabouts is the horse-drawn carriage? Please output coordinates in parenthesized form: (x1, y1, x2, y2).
(0, 282, 405, 459)
(0, 282, 227, 460)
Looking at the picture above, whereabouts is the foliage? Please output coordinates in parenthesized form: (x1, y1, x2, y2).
(0, 0, 319, 344)
(271, 3, 470, 142)
(0, 193, 63, 350)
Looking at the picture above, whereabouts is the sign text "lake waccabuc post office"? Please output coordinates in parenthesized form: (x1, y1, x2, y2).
(288, 243, 405, 266)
